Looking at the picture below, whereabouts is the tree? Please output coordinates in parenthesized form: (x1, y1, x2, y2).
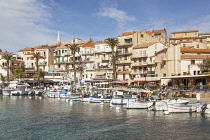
(2, 53, 13, 81)
(77, 60, 86, 86)
(34, 69, 46, 86)
(65, 43, 80, 85)
(13, 68, 26, 80)
(198, 57, 210, 74)
(104, 37, 119, 81)
(0, 73, 6, 87)
(33, 52, 44, 72)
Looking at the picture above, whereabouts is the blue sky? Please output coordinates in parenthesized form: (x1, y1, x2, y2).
(1, 0, 210, 52)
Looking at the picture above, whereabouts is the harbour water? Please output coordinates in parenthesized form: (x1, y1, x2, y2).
(0, 95, 210, 140)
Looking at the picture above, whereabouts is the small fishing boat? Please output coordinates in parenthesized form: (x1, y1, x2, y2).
(126, 101, 150, 109)
(166, 99, 189, 105)
(148, 100, 168, 111)
(47, 89, 61, 98)
(11, 83, 31, 96)
(2, 87, 15, 96)
(167, 104, 196, 113)
(110, 98, 136, 105)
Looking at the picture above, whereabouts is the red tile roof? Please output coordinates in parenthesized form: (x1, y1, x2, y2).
(181, 55, 210, 59)
(83, 42, 95, 47)
(170, 37, 206, 40)
(36, 45, 57, 49)
(181, 48, 210, 53)
(120, 29, 166, 36)
(18, 47, 33, 52)
(172, 30, 198, 34)
(0, 52, 7, 55)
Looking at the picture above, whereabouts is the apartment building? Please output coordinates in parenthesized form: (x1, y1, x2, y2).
(116, 29, 167, 82)
(53, 38, 92, 83)
(93, 41, 113, 85)
(170, 30, 207, 49)
(199, 32, 210, 48)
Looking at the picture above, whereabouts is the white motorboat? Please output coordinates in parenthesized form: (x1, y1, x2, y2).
(11, 83, 31, 96)
(168, 104, 196, 113)
(148, 100, 168, 111)
(2, 87, 15, 96)
(166, 99, 189, 105)
(126, 101, 150, 109)
(47, 90, 60, 98)
(110, 98, 136, 105)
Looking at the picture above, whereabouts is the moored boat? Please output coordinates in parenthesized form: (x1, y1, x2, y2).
(168, 104, 196, 113)
(126, 101, 150, 109)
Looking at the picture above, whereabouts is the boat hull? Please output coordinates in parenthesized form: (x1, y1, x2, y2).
(110, 98, 136, 105)
(168, 104, 196, 113)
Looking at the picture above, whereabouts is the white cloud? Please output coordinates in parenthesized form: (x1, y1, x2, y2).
(97, 7, 136, 31)
(0, 0, 56, 53)
(97, 7, 136, 22)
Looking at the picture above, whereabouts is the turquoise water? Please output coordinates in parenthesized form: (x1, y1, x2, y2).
(0, 95, 210, 140)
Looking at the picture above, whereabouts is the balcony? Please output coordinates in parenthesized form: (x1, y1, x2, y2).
(131, 54, 148, 58)
(82, 51, 93, 55)
(38, 61, 47, 66)
(64, 52, 72, 56)
(117, 69, 131, 74)
(118, 43, 133, 47)
(117, 60, 131, 64)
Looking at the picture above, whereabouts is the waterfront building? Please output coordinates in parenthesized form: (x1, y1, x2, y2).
(170, 30, 207, 49)
(93, 41, 113, 86)
(53, 38, 92, 84)
(116, 29, 168, 85)
(131, 42, 167, 85)
(198, 32, 210, 48)
(80, 42, 95, 84)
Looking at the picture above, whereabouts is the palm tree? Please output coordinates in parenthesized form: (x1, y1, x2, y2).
(105, 37, 119, 81)
(2, 53, 13, 81)
(0, 73, 6, 88)
(33, 52, 44, 72)
(13, 68, 26, 81)
(65, 43, 80, 85)
(34, 69, 46, 86)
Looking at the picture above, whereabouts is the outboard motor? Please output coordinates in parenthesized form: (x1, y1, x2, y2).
(201, 104, 208, 113)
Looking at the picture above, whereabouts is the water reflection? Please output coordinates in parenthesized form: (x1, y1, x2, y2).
(0, 96, 210, 139)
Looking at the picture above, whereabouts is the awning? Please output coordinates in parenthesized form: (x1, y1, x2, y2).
(119, 82, 128, 84)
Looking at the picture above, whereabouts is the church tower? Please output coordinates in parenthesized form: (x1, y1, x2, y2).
(56, 31, 61, 46)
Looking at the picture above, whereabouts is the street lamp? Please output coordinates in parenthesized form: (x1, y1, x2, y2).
(144, 68, 148, 89)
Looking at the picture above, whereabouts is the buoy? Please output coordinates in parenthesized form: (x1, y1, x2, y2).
(116, 106, 120, 110)
(164, 111, 169, 115)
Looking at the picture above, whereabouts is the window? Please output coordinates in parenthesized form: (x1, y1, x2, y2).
(197, 44, 199, 48)
(124, 56, 127, 60)
(183, 44, 186, 47)
(141, 34, 144, 38)
(124, 38, 132, 44)
(185, 33, 187, 36)
(191, 60, 195, 65)
(200, 39, 202, 43)
(195, 32, 197, 35)
(154, 33, 161, 36)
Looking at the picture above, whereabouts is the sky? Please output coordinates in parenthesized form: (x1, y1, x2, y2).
(1, 0, 210, 53)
